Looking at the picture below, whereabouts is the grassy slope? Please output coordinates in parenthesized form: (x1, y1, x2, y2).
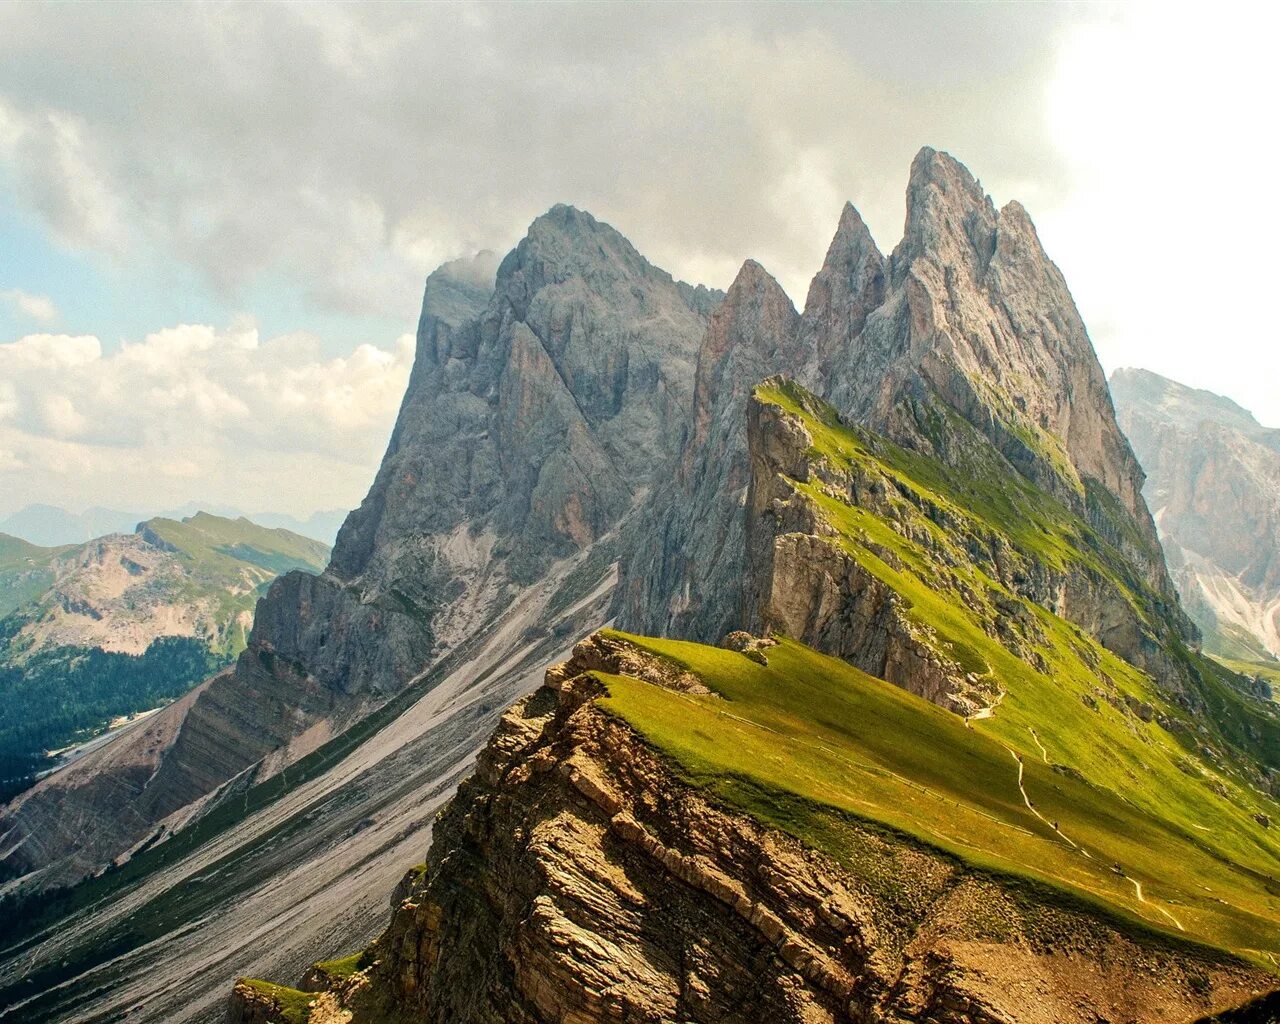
(595, 382, 1280, 966)
(129, 512, 330, 656)
(237, 979, 313, 1023)
(144, 512, 330, 578)
(0, 534, 68, 619)
(599, 632, 1280, 966)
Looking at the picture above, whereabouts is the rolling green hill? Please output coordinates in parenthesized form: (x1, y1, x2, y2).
(0, 513, 330, 795)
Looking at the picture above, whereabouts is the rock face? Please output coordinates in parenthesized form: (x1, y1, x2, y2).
(252, 634, 1269, 1024)
(739, 380, 1205, 714)
(0, 215, 718, 893)
(624, 148, 1193, 686)
(623, 260, 800, 642)
(1112, 367, 1280, 661)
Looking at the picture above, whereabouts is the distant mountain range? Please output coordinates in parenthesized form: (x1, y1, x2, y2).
(0, 512, 329, 799)
(0, 503, 347, 547)
(1112, 367, 1280, 668)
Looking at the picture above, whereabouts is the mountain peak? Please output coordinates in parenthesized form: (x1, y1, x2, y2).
(496, 204, 681, 320)
(899, 146, 997, 274)
(907, 145, 984, 199)
(693, 259, 798, 418)
(800, 202, 886, 377)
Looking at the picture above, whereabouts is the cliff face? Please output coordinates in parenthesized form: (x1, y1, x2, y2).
(237, 633, 1274, 1024)
(623, 260, 800, 642)
(0, 214, 718, 893)
(742, 381, 1205, 711)
(1112, 368, 1280, 661)
(624, 149, 1192, 685)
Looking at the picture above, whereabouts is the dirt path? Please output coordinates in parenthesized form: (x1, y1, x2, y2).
(1128, 876, 1186, 931)
(965, 689, 1005, 727)
(1008, 748, 1083, 853)
(1027, 727, 1050, 763)
(1008, 748, 1188, 933)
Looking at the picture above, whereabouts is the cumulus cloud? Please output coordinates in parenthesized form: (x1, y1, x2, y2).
(0, 322, 413, 514)
(1, 288, 60, 326)
(0, 4, 1078, 312)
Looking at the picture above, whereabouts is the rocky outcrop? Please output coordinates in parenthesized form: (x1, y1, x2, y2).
(737, 379, 1225, 717)
(1112, 367, 1280, 660)
(261, 634, 1270, 1024)
(741, 385, 997, 714)
(623, 260, 800, 641)
(621, 148, 1194, 684)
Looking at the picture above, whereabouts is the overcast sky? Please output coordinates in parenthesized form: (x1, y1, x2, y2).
(0, 3, 1275, 519)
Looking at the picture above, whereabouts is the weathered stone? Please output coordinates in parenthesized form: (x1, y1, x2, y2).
(285, 641, 1269, 1024)
(1112, 367, 1280, 662)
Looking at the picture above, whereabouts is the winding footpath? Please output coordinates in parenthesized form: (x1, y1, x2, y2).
(1007, 744, 1186, 933)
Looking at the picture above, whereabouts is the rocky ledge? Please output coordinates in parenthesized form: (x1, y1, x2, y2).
(230, 633, 1272, 1024)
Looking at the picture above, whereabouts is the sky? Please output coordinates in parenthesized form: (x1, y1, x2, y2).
(0, 2, 1276, 519)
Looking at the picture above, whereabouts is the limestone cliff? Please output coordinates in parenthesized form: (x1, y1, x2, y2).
(741, 380, 1213, 714)
(624, 148, 1193, 688)
(623, 260, 800, 642)
(1112, 367, 1280, 662)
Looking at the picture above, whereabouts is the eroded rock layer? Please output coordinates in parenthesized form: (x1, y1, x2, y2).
(238, 635, 1270, 1024)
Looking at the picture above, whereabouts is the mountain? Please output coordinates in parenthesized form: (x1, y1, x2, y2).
(1112, 367, 1280, 664)
(233, 379, 1280, 1022)
(626, 148, 1192, 690)
(4, 150, 1280, 1023)
(0, 513, 328, 807)
(0, 210, 719, 898)
(0, 505, 144, 547)
(1, 503, 348, 547)
(243, 510, 348, 546)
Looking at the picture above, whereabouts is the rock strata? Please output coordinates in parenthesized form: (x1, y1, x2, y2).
(242, 634, 1270, 1024)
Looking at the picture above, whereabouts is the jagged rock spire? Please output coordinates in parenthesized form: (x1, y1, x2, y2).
(800, 201, 885, 382)
(624, 257, 800, 641)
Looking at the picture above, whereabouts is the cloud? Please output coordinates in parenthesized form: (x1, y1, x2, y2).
(0, 3, 1272, 431)
(1, 288, 60, 325)
(0, 4, 1080, 313)
(0, 322, 413, 514)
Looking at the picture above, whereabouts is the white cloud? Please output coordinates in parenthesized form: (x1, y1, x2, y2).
(0, 3, 1273, 432)
(0, 5, 1078, 316)
(1, 288, 60, 326)
(0, 323, 413, 514)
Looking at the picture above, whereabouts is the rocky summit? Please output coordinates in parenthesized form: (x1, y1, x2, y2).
(5, 149, 1280, 1024)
